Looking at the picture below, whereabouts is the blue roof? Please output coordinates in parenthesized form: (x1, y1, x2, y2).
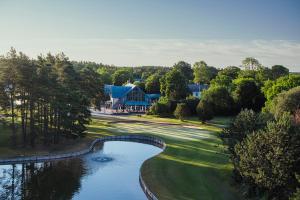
(104, 84, 133, 98)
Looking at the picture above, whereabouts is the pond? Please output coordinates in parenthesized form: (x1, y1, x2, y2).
(0, 141, 162, 200)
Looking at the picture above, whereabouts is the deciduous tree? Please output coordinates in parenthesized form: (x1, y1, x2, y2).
(218, 66, 241, 79)
(267, 86, 300, 119)
(242, 57, 260, 70)
(233, 78, 265, 111)
(235, 113, 300, 199)
(271, 65, 289, 80)
(112, 69, 133, 86)
(193, 61, 218, 84)
(145, 73, 161, 94)
(173, 61, 193, 81)
(160, 69, 188, 100)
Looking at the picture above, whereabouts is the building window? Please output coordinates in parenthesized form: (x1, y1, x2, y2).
(127, 88, 145, 101)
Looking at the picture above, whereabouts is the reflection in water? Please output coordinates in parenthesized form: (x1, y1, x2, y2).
(0, 141, 161, 200)
(0, 159, 86, 200)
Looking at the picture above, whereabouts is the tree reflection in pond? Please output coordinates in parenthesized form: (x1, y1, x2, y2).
(0, 159, 86, 200)
(0, 141, 161, 200)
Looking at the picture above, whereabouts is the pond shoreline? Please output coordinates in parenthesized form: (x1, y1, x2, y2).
(0, 135, 166, 200)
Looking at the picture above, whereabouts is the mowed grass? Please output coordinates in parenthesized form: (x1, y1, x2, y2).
(88, 116, 241, 200)
(129, 114, 234, 128)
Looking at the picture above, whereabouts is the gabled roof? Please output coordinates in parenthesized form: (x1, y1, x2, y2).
(104, 84, 133, 98)
(188, 84, 209, 92)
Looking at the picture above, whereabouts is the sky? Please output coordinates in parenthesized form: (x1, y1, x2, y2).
(0, 0, 300, 71)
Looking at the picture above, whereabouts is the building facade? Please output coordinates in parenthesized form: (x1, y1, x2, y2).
(104, 83, 208, 112)
(188, 84, 209, 98)
(104, 83, 160, 112)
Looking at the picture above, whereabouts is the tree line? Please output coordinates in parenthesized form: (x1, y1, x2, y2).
(0, 48, 103, 147)
(222, 87, 300, 199)
(140, 57, 300, 199)
(145, 57, 293, 121)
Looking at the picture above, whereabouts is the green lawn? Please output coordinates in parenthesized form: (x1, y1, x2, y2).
(129, 114, 234, 127)
(88, 116, 241, 200)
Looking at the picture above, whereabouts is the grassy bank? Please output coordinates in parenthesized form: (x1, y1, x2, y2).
(0, 123, 93, 158)
(88, 115, 240, 200)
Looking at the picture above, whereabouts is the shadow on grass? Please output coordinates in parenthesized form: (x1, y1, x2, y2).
(88, 117, 240, 200)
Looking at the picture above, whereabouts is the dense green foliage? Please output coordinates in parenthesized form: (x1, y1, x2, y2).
(1, 47, 299, 200)
(148, 102, 170, 117)
(210, 74, 234, 92)
(267, 86, 300, 118)
(196, 99, 214, 122)
(112, 69, 133, 85)
(160, 69, 188, 100)
(174, 103, 190, 120)
(232, 78, 265, 111)
(145, 73, 161, 93)
(173, 61, 194, 81)
(218, 66, 241, 79)
(133, 81, 145, 91)
(184, 96, 200, 115)
(262, 75, 300, 102)
(235, 114, 300, 199)
(193, 61, 218, 84)
(242, 57, 261, 70)
(223, 86, 300, 199)
(97, 68, 112, 84)
(200, 86, 235, 116)
(271, 65, 289, 80)
(79, 67, 104, 109)
(0, 48, 103, 147)
(237, 69, 258, 80)
(62, 56, 300, 200)
(72, 61, 170, 83)
(222, 109, 270, 151)
(145, 57, 295, 127)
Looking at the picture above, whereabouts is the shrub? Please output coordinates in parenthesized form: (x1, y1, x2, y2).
(174, 103, 190, 121)
(196, 100, 214, 123)
(158, 96, 177, 113)
(184, 96, 200, 115)
(148, 102, 170, 117)
(200, 86, 236, 116)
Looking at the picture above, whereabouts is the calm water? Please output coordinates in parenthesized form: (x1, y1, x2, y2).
(0, 141, 162, 200)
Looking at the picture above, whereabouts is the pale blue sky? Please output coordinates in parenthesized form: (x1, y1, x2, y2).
(0, 0, 300, 71)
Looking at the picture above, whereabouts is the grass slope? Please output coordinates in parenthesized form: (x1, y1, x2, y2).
(0, 123, 93, 158)
(88, 116, 240, 200)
